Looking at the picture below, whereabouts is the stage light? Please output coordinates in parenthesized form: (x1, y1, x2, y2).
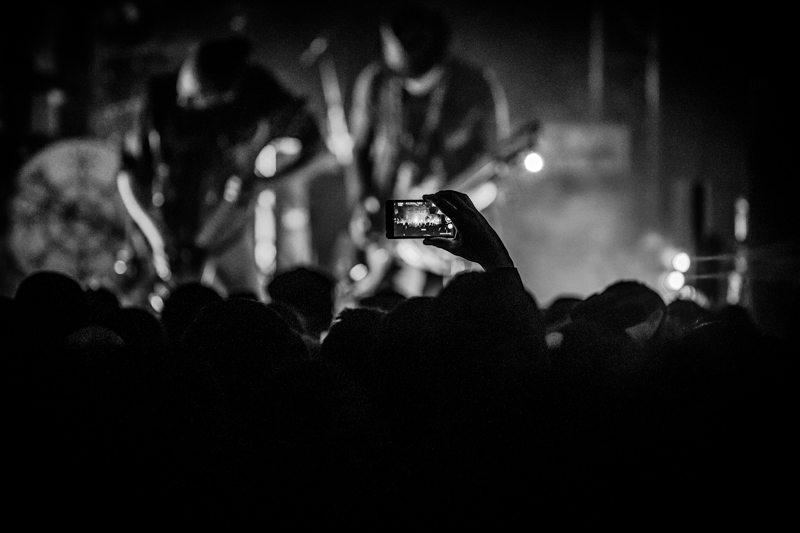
(255, 189, 277, 274)
(735, 196, 748, 242)
(273, 137, 302, 155)
(671, 251, 691, 273)
(676, 284, 711, 308)
(255, 241, 277, 273)
(149, 293, 164, 314)
(364, 195, 381, 214)
(349, 263, 368, 282)
(255, 137, 303, 178)
(114, 259, 128, 275)
(255, 144, 277, 178)
(281, 206, 309, 230)
(230, 15, 246, 32)
(664, 271, 685, 291)
(523, 151, 544, 173)
(727, 271, 742, 305)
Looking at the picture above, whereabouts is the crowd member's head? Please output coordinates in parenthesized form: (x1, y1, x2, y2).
(427, 271, 542, 362)
(1, 295, 22, 358)
(265, 300, 309, 337)
(569, 280, 666, 344)
(267, 266, 335, 340)
(14, 270, 89, 356)
(102, 306, 168, 370)
(181, 298, 309, 393)
(85, 286, 121, 327)
(549, 280, 666, 385)
(380, 3, 452, 79)
(358, 287, 407, 312)
(711, 303, 761, 337)
(543, 295, 583, 332)
(179, 298, 310, 451)
(265, 299, 322, 359)
(320, 306, 386, 390)
(370, 296, 437, 443)
(661, 297, 709, 343)
(176, 34, 252, 110)
(160, 282, 223, 353)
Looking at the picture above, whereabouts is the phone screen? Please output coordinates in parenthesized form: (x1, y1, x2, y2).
(385, 199, 455, 239)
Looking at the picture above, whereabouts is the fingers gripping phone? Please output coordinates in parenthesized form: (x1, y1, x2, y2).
(385, 199, 455, 239)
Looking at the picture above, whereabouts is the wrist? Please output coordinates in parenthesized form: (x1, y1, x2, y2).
(480, 251, 515, 271)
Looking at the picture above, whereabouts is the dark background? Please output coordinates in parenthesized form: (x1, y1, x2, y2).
(1, 0, 796, 338)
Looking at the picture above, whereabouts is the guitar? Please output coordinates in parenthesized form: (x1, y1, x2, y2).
(340, 119, 540, 302)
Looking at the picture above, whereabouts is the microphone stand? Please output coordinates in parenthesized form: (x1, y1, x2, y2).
(301, 35, 353, 166)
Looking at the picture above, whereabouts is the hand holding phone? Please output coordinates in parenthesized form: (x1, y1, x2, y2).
(421, 190, 514, 271)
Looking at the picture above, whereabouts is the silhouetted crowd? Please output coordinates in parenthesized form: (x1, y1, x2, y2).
(4, 260, 796, 525)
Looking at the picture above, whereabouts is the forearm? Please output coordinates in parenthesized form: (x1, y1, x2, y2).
(345, 145, 373, 207)
(116, 170, 171, 280)
(484, 266, 546, 352)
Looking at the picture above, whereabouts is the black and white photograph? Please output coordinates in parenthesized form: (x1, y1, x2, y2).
(2, 0, 795, 526)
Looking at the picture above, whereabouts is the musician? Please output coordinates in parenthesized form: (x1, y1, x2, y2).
(117, 35, 337, 301)
(346, 3, 511, 299)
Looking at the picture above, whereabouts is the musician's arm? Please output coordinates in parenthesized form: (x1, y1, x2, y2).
(285, 148, 340, 183)
(116, 169, 171, 281)
(345, 63, 381, 211)
(115, 87, 172, 281)
(275, 100, 341, 182)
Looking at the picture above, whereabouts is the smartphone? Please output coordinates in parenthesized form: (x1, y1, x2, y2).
(385, 199, 456, 239)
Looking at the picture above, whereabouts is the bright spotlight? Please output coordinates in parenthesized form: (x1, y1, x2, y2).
(523, 151, 544, 173)
(255, 144, 277, 177)
(664, 271, 685, 291)
(114, 259, 128, 275)
(149, 294, 165, 314)
(349, 263, 368, 282)
(671, 252, 691, 273)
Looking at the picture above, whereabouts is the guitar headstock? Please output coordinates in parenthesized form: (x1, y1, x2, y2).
(498, 119, 540, 162)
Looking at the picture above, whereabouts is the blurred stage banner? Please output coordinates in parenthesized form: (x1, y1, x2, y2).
(536, 122, 631, 177)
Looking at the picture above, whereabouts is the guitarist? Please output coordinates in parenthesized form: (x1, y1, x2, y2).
(345, 3, 511, 300)
(117, 35, 336, 301)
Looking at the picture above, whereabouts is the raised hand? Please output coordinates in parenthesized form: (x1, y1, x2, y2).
(422, 190, 514, 271)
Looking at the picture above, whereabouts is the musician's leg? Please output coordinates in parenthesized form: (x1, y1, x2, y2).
(206, 223, 263, 300)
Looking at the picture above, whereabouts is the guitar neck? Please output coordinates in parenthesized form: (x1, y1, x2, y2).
(448, 155, 502, 193)
(443, 126, 537, 193)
